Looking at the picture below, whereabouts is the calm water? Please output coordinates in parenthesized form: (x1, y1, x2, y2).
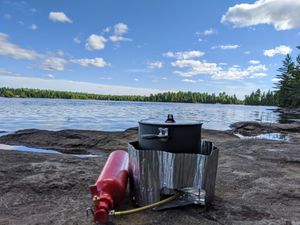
(0, 97, 280, 132)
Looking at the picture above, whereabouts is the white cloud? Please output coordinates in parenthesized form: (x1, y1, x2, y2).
(249, 73, 267, 78)
(109, 35, 132, 42)
(172, 60, 221, 77)
(70, 57, 111, 68)
(0, 67, 22, 77)
(219, 62, 228, 66)
(109, 23, 131, 44)
(249, 60, 260, 65)
(171, 59, 267, 80)
(134, 78, 139, 82)
(264, 45, 292, 57)
(73, 36, 81, 44)
(0, 32, 38, 60)
(49, 12, 72, 23)
(197, 28, 218, 36)
(85, 34, 106, 50)
(244, 51, 251, 55)
(47, 74, 55, 78)
(212, 45, 240, 50)
(0, 76, 161, 96)
(182, 79, 197, 83)
(272, 77, 281, 82)
(29, 24, 38, 30)
(147, 61, 163, 69)
(41, 57, 67, 71)
(103, 27, 111, 33)
(114, 23, 128, 35)
(56, 50, 64, 56)
(221, 0, 300, 31)
(163, 50, 205, 60)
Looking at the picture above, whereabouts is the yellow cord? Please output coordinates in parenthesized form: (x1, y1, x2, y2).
(110, 194, 177, 216)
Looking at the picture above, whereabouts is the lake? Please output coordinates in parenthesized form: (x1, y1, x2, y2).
(0, 97, 280, 132)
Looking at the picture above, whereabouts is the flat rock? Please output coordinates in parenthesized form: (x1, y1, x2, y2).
(0, 128, 138, 154)
(0, 134, 299, 225)
(0, 128, 238, 154)
(231, 121, 300, 136)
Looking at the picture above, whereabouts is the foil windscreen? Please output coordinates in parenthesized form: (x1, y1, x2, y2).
(128, 141, 219, 207)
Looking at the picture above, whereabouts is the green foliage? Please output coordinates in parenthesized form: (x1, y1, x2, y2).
(244, 89, 277, 106)
(275, 49, 300, 107)
(0, 87, 243, 104)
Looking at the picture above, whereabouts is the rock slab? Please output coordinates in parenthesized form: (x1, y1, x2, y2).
(0, 127, 299, 225)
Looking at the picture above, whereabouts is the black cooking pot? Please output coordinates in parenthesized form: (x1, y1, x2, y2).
(138, 114, 202, 154)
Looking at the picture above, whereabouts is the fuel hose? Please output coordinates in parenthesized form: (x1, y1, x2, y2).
(109, 194, 178, 216)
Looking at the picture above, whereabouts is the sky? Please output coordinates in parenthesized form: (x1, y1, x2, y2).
(0, 0, 299, 98)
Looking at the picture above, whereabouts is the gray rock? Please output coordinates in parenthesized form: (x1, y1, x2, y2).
(0, 128, 138, 154)
(0, 127, 299, 225)
(231, 121, 300, 136)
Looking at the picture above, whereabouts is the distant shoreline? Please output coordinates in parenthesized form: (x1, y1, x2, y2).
(0, 87, 277, 106)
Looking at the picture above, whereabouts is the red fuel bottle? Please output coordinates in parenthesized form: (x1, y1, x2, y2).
(90, 150, 129, 224)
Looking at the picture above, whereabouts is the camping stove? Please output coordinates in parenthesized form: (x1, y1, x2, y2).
(128, 141, 219, 207)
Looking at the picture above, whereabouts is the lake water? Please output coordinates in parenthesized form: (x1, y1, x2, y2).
(0, 97, 280, 132)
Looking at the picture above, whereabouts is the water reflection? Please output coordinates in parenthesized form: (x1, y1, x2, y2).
(277, 112, 300, 123)
(0, 143, 102, 158)
(235, 132, 290, 142)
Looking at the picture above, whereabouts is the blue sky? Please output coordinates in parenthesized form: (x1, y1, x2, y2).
(0, 0, 299, 98)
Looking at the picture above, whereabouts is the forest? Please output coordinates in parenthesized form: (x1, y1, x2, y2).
(0, 87, 242, 104)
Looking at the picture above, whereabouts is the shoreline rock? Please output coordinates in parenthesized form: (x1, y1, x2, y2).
(274, 107, 300, 115)
(0, 128, 239, 154)
(0, 128, 138, 154)
(0, 126, 299, 225)
(231, 121, 300, 136)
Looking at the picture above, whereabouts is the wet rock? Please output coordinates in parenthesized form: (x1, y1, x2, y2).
(274, 107, 300, 115)
(231, 121, 300, 136)
(0, 129, 138, 154)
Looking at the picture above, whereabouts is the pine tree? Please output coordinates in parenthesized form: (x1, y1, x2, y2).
(276, 54, 295, 106)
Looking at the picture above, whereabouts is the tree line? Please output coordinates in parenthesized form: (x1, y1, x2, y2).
(0, 87, 242, 104)
(244, 89, 277, 106)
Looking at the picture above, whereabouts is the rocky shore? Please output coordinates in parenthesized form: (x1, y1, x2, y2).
(0, 122, 299, 225)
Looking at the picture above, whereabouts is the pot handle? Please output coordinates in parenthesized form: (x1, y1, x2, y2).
(141, 128, 168, 139)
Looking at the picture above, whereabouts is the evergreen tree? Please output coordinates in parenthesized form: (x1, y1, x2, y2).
(275, 54, 295, 106)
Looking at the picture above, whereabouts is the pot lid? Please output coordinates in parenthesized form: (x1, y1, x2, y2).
(139, 114, 202, 126)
